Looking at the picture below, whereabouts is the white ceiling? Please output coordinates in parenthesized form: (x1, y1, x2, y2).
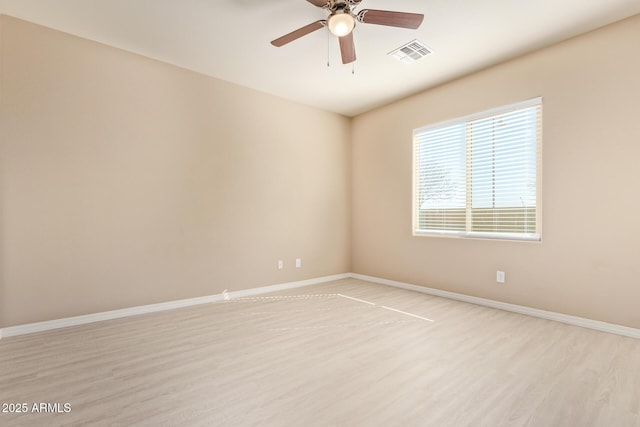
(1, 0, 639, 117)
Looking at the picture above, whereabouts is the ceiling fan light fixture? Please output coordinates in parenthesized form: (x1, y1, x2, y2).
(328, 12, 355, 37)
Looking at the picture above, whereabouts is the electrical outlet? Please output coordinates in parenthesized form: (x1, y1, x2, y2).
(295, 258, 301, 268)
(278, 260, 284, 270)
(496, 271, 505, 284)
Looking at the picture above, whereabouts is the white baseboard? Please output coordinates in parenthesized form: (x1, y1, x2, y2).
(349, 273, 640, 340)
(3, 272, 637, 341)
(0, 273, 350, 339)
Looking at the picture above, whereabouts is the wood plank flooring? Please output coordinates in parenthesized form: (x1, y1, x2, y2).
(1, 278, 639, 426)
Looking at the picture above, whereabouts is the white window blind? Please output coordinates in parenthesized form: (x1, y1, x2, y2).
(413, 98, 542, 241)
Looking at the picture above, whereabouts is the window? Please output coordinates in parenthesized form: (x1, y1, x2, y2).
(413, 98, 542, 241)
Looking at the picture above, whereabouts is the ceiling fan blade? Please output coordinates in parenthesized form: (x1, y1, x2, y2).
(306, 0, 328, 6)
(338, 32, 356, 64)
(271, 20, 326, 47)
(357, 9, 424, 29)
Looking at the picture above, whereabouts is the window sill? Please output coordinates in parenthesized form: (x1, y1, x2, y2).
(413, 230, 541, 243)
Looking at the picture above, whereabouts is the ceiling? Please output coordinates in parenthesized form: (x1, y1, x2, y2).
(1, 0, 639, 117)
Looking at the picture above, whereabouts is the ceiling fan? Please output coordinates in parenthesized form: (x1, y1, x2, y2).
(270, 0, 424, 64)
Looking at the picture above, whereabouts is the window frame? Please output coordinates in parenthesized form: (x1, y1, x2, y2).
(412, 98, 543, 242)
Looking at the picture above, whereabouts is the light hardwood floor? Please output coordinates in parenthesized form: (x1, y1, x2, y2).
(1, 278, 639, 426)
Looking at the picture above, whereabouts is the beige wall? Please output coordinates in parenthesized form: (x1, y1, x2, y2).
(0, 16, 351, 327)
(2, 13, 640, 331)
(0, 16, 4, 328)
(352, 15, 640, 329)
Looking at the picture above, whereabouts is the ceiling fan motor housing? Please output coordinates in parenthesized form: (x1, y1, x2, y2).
(328, 1, 352, 17)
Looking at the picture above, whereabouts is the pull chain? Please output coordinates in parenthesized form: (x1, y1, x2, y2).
(327, 30, 330, 67)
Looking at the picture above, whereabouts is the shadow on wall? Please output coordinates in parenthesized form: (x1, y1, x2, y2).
(0, 164, 4, 330)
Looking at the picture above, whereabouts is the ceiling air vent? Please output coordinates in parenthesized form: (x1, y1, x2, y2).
(388, 39, 432, 63)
